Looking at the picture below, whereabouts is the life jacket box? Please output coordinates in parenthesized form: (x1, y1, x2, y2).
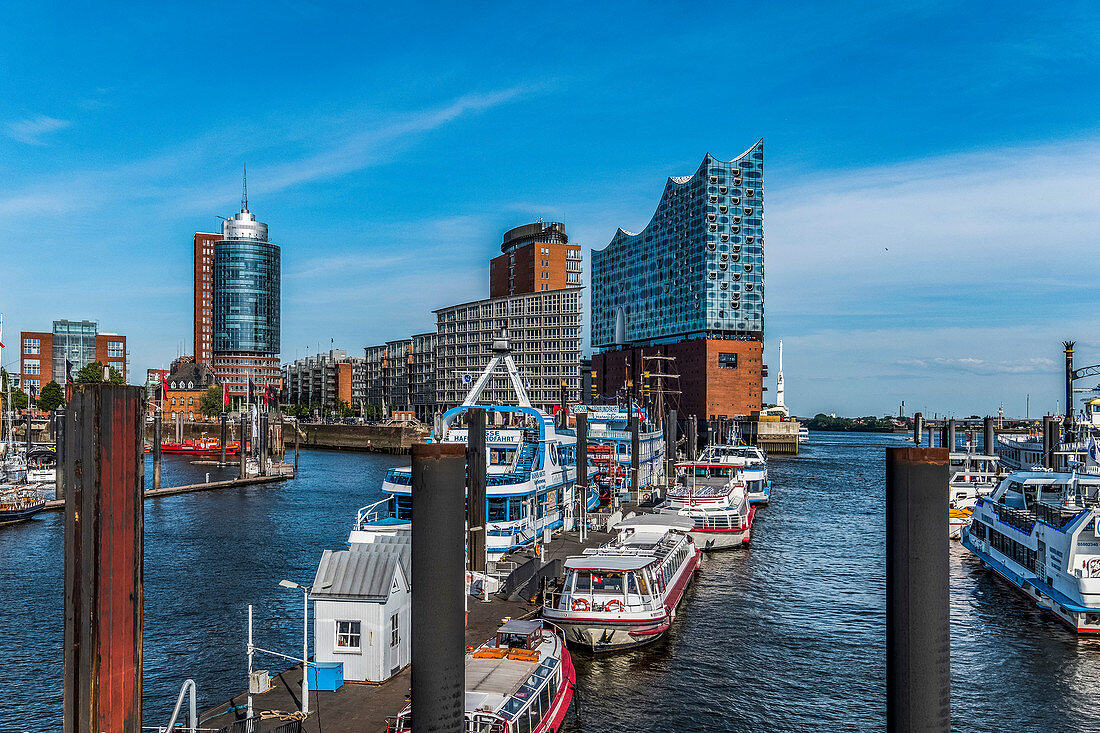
(308, 662, 344, 692)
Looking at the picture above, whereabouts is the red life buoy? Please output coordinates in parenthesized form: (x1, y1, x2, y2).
(571, 597, 590, 612)
(604, 599, 624, 613)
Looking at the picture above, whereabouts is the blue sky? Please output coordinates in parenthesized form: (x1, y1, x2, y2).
(1, 1, 1099, 417)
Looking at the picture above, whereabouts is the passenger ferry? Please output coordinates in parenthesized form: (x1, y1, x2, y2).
(696, 443, 771, 504)
(351, 333, 593, 554)
(0, 485, 46, 525)
(657, 461, 754, 549)
(385, 620, 574, 733)
(961, 470, 1100, 634)
(542, 514, 700, 651)
(574, 404, 665, 501)
(948, 449, 1003, 539)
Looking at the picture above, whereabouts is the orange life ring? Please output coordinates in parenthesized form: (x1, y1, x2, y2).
(604, 599, 624, 613)
(571, 597, 590, 612)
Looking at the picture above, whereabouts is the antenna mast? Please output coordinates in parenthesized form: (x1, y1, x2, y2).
(242, 163, 248, 211)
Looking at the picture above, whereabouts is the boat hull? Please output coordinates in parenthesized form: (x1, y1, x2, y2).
(690, 527, 750, 550)
(962, 528, 1100, 635)
(547, 616, 671, 652)
(0, 502, 46, 525)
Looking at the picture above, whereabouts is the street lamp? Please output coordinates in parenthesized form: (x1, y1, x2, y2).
(279, 579, 311, 716)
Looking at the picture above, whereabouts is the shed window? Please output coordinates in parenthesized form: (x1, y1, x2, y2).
(336, 620, 361, 650)
(391, 613, 400, 647)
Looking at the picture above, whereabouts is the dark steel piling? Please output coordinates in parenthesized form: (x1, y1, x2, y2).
(886, 446, 950, 733)
(411, 443, 466, 733)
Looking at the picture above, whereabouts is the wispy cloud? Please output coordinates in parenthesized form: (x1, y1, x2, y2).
(6, 115, 70, 145)
(896, 356, 1056, 376)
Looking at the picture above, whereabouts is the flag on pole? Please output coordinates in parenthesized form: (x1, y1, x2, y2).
(0, 313, 5, 348)
(247, 378, 256, 405)
(161, 373, 168, 402)
(1088, 436, 1099, 470)
(263, 380, 270, 407)
(222, 381, 229, 408)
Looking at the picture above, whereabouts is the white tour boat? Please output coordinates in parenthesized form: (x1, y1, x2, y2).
(351, 333, 594, 554)
(657, 461, 754, 549)
(961, 470, 1100, 634)
(542, 514, 700, 651)
(696, 443, 771, 504)
(948, 448, 1003, 539)
(576, 404, 666, 504)
(385, 620, 575, 733)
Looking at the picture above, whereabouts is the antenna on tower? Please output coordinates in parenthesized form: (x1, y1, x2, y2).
(241, 163, 248, 211)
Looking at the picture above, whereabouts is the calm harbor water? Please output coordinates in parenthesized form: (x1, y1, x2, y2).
(3, 435, 1100, 731)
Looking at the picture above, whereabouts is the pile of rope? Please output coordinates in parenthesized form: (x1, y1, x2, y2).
(259, 709, 308, 721)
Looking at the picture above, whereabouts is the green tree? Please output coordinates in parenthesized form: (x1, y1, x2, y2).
(200, 385, 223, 418)
(37, 381, 64, 411)
(74, 361, 125, 384)
(3, 388, 29, 411)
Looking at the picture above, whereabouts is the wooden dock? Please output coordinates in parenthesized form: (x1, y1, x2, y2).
(40, 469, 295, 512)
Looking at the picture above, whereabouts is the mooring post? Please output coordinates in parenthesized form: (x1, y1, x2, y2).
(466, 408, 487, 574)
(411, 443, 466, 733)
(259, 411, 269, 476)
(25, 408, 32, 456)
(153, 413, 162, 492)
(1043, 415, 1057, 470)
(983, 417, 995, 456)
(294, 419, 300, 472)
(926, 425, 935, 449)
(665, 409, 678, 489)
(630, 414, 640, 503)
(947, 419, 956, 453)
(576, 412, 588, 541)
(239, 413, 247, 479)
(886, 446, 950, 733)
(913, 413, 923, 446)
(687, 415, 698, 462)
(55, 408, 66, 502)
(220, 410, 227, 467)
(63, 384, 145, 733)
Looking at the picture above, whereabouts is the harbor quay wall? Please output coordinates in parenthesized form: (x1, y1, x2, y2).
(740, 418, 800, 455)
(299, 423, 430, 454)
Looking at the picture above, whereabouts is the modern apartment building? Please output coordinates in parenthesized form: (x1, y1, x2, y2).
(211, 177, 281, 398)
(193, 231, 223, 366)
(590, 142, 766, 420)
(282, 349, 362, 413)
(409, 332, 438, 422)
(489, 221, 583, 297)
(19, 320, 128, 395)
(434, 287, 583, 412)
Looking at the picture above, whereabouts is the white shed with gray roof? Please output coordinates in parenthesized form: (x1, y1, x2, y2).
(310, 539, 411, 682)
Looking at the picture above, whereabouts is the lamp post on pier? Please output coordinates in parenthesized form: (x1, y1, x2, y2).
(278, 579, 311, 717)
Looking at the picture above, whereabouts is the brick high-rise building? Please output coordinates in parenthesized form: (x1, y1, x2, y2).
(591, 142, 765, 422)
(490, 222, 582, 297)
(193, 231, 222, 366)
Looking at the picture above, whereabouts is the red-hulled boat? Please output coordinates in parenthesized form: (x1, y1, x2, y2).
(143, 434, 241, 455)
(386, 620, 574, 732)
(543, 514, 701, 652)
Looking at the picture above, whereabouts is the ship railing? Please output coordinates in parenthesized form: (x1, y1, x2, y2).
(543, 590, 662, 613)
(356, 498, 393, 529)
(488, 558, 518, 582)
(989, 502, 1037, 534)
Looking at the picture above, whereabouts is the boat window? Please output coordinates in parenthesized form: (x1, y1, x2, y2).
(629, 571, 649, 596)
(395, 496, 412, 521)
(573, 573, 591, 592)
(508, 497, 524, 520)
(488, 498, 507, 522)
(591, 571, 623, 593)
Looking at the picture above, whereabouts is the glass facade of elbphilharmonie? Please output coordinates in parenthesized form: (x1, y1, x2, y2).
(591, 140, 764, 349)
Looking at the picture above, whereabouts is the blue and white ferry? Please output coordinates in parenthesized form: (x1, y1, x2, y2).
(695, 443, 772, 504)
(350, 333, 598, 554)
(961, 469, 1100, 634)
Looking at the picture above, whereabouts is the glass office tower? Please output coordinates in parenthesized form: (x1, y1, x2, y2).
(211, 187, 282, 398)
